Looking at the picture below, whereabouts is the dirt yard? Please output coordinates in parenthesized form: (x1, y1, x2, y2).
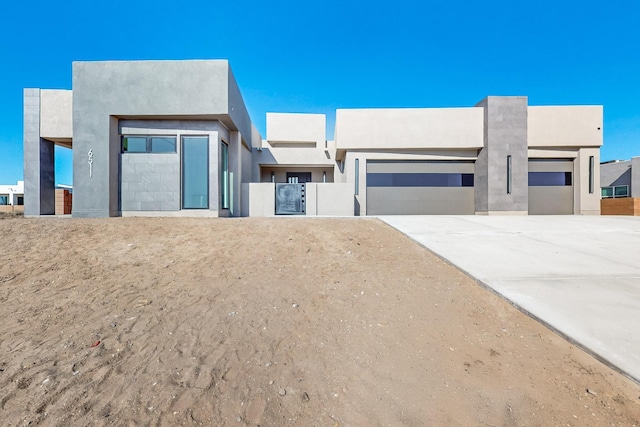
(0, 217, 639, 426)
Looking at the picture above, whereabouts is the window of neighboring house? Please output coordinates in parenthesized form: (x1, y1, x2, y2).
(122, 135, 177, 153)
(601, 185, 629, 198)
(16, 196, 24, 205)
(0, 195, 7, 205)
(221, 142, 230, 209)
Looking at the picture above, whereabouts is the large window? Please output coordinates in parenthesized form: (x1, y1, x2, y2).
(221, 142, 229, 209)
(122, 136, 176, 153)
(182, 137, 209, 209)
(0, 195, 7, 205)
(602, 185, 629, 198)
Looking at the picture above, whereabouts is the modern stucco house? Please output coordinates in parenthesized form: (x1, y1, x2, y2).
(0, 181, 24, 213)
(24, 59, 603, 218)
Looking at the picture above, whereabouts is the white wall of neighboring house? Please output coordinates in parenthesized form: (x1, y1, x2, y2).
(0, 181, 24, 205)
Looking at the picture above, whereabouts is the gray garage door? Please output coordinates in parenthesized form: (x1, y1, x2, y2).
(366, 161, 475, 215)
(528, 159, 574, 215)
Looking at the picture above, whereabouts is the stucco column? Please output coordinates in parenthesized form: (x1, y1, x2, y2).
(632, 157, 640, 198)
(23, 89, 55, 215)
(228, 131, 242, 216)
(574, 148, 601, 215)
(208, 130, 220, 214)
(475, 96, 528, 215)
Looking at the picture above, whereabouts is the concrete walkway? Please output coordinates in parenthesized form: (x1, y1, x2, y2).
(379, 215, 640, 383)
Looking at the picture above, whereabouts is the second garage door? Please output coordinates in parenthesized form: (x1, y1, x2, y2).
(528, 159, 574, 215)
(366, 161, 475, 215)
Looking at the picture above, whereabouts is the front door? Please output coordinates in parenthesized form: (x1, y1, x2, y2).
(286, 172, 312, 183)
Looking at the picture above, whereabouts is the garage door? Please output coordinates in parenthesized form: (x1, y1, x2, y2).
(366, 161, 475, 215)
(528, 159, 574, 215)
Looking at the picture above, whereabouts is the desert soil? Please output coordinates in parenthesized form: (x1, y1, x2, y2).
(0, 216, 639, 426)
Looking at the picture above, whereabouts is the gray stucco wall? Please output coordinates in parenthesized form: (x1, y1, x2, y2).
(72, 60, 239, 217)
(23, 89, 55, 215)
(24, 89, 41, 216)
(227, 67, 255, 148)
(475, 96, 528, 213)
(600, 160, 631, 188)
(601, 158, 640, 197)
(633, 157, 640, 197)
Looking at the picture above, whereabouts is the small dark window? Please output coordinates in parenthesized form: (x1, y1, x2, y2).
(528, 172, 572, 186)
(461, 174, 474, 187)
(507, 155, 512, 194)
(589, 156, 595, 194)
(17, 196, 24, 205)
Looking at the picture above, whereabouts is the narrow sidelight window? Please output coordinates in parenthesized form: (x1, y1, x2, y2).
(221, 142, 229, 209)
(355, 159, 360, 195)
(507, 155, 512, 194)
(589, 156, 594, 194)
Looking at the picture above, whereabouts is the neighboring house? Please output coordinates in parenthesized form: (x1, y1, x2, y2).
(0, 181, 24, 213)
(600, 157, 640, 215)
(24, 59, 602, 218)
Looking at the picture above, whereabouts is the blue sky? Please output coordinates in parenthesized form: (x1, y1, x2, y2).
(1, 0, 639, 185)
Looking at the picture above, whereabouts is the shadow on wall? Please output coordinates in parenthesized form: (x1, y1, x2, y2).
(610, 169, 631, 187)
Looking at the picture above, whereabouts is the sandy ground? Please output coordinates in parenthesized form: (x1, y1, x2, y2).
(0, 217, 639, 427)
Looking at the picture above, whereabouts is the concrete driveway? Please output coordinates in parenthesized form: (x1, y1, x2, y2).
(379, 215, 640, 383)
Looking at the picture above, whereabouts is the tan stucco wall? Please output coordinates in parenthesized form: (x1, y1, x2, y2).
(257, 140, 336, 165)
(241, 183, 275, 217)
(335, 107, 484, 150)
(528, 106, 603, 148)
(40, 89, 73, 140)
(306, 183, 354, 216)
(256, 113, 334, 179)
(266, 113, 325, 145)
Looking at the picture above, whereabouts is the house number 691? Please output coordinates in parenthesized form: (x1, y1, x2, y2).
(88, 149, 94, 178)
